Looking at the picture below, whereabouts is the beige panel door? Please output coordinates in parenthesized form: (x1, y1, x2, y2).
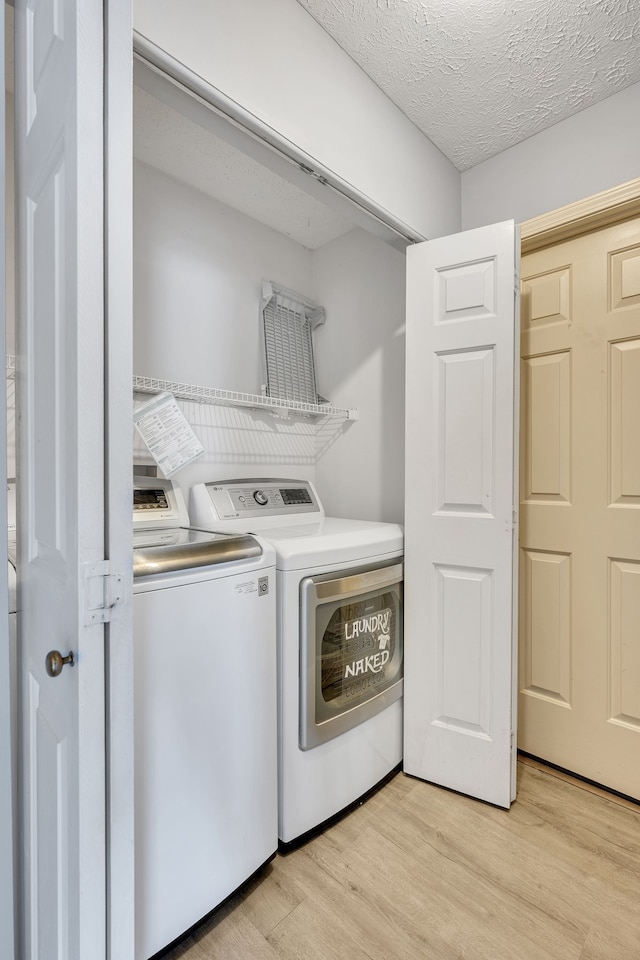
(519, 216, 640, 799)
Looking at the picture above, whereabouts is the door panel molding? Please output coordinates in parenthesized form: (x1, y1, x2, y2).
(609, 558, 640, 729)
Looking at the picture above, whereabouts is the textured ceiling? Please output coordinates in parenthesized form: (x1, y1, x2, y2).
(296, 0, 640, 171)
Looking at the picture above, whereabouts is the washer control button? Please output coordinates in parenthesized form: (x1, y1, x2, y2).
(253, 490, 269, 506)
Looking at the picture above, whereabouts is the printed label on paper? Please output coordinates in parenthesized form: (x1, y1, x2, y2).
(133, 391, 204, 478)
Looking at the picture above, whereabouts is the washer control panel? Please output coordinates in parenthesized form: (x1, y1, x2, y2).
(198, 479, 320, 521)
(133, 475, 189, 528)
(134, 488, 170, 511)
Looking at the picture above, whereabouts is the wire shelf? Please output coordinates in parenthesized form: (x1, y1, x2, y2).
(133, 376, 359, 421)
(6, 358, 357, 420)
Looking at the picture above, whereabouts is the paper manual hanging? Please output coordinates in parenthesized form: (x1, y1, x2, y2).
(133, 391, 204, 478)
(260, 281, 328, 405)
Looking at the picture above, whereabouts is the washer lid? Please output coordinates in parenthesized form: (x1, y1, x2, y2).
(192, 516, 404, 571)
(133, 526, 262, 578)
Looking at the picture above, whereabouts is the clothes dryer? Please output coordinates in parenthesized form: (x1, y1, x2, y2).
(133, 477, 277, 958)
(190, 478, 403, 846)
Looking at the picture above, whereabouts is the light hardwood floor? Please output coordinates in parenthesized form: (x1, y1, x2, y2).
(162, 762, 640, 960)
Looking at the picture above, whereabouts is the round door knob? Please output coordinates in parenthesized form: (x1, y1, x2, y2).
(45, 650, 75, 678)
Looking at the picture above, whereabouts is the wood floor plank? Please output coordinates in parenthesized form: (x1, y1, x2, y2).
(396, 769, 640, 939)
(317, 822, 581, 960)
(506, 766, 640, 907)
(267, 895, 381, 960)
(519, 755, 640, 813)
(157, 891, 280, 960)
(295, 769, 418, 854)
(270, 838, 457, 960)
(579, 913, 640, 960)
(156, 762, 640, 960)
(236, 860, 307, 938)
(187, 909, 281, 960)
(365, 812, 583, 957)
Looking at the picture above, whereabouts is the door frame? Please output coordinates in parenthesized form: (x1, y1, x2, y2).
(521, 177, 640, 253)
(6, 1, 133, 957)
(0, 5, 14, 958)
(105, 2, 135, 958)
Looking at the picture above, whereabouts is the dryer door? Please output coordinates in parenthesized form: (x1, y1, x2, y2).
(300, 562, 403, 750)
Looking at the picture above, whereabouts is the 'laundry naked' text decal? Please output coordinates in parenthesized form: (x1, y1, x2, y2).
(343, 607, 392, 679)
(344, 649, 390, 678)
(344, 609, 391, 640)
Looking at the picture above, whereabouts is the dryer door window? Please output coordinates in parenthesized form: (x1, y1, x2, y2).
(300, 562, 403, 750)
(321, 590, 400, 709)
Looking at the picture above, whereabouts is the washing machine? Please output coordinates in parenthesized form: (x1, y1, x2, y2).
(133, 476, 277, 959)
(190, 478, 403, 846)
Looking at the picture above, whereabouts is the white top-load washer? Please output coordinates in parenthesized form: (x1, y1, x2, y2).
(190, 478, 404, 846)
(133, 477, 277, 959)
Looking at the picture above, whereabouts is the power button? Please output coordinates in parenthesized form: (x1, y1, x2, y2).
(258, 576, 269, 596)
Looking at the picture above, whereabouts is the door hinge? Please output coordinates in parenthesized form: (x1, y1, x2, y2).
(83, 561, 125, 625)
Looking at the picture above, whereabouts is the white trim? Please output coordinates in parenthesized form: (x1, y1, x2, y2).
(105, 2, 134, 958)
(521, 177, 640, 253)
(132, 32, 426, 249)
(0, 4, 16, 957)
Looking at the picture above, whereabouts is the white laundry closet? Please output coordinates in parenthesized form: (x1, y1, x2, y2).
(132, 67, 408, 523)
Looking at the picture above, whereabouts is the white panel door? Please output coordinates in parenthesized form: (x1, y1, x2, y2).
(404, 221, 519, 808)
(15, 1, 107, 957)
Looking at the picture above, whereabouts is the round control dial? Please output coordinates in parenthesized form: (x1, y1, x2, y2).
(253, 490, 269, 506)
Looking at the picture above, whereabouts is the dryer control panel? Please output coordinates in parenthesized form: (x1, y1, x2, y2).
(193, 478, 322, 522)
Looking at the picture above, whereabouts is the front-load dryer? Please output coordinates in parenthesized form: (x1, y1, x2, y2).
(190, 478, 403, 847)
(133, 476, 277, 958)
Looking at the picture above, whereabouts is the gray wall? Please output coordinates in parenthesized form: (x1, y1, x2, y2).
(313, 228, 406, 524)
(133, 161, 406, 521)
(462, 82, 640, 229)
